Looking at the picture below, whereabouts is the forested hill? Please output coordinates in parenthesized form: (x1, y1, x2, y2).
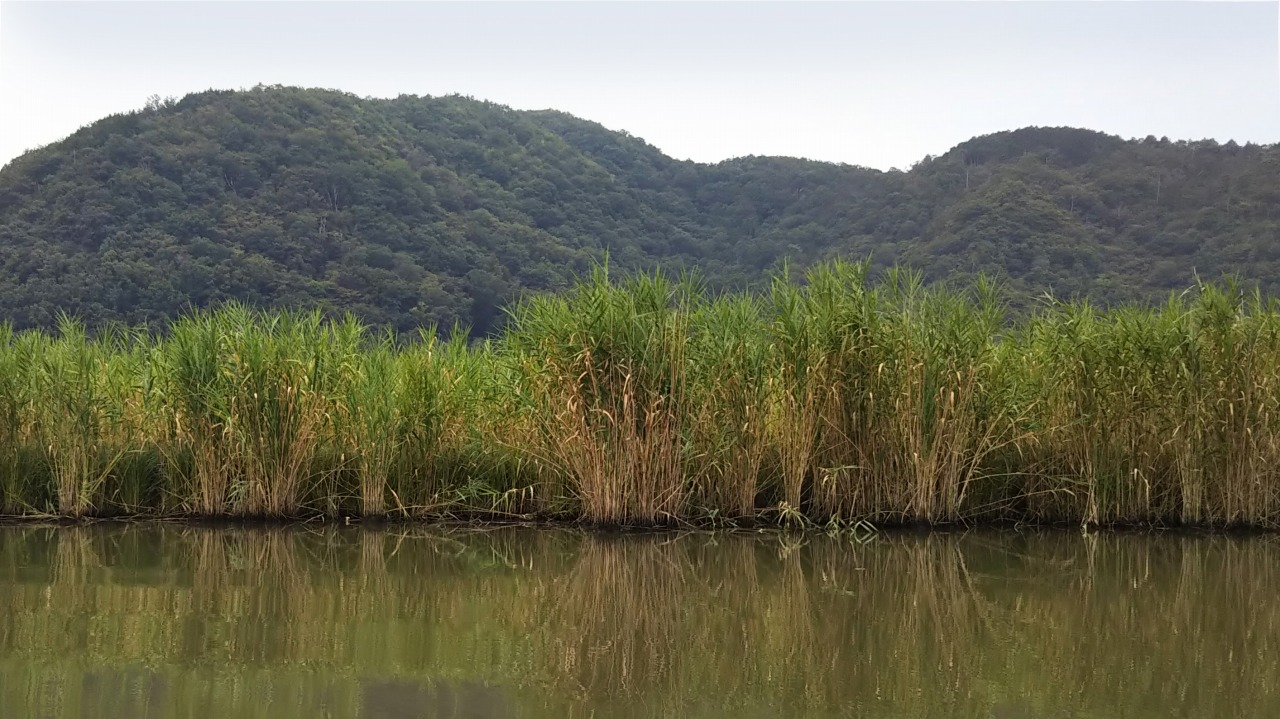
(1, 85, 1277, 333)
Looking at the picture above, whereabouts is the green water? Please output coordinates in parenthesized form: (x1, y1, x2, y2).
(0, 525, 1275, 718)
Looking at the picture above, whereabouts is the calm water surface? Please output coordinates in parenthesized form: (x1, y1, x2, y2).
(0, 525, 1276, 718)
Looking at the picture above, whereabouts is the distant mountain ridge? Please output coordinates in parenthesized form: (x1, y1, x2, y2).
(0, 85, 1276, 333)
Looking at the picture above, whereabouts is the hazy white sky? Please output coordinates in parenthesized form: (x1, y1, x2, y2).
(2, 1, 1278, 171)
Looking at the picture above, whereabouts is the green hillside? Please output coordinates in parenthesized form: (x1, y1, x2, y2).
(1, 86, 1276, 333)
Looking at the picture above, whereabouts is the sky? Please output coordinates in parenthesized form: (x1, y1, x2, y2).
(1, 1, 1278, 172)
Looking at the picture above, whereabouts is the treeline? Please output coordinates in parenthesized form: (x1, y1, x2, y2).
(3, 262, 1280, 527)
(0, 86, 1277, 333)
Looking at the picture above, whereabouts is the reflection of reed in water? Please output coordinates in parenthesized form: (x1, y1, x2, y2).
(530, 533, 996, 716)
(358, 529, 389, 594)
(539, 533, 835, 716)
(360, 678, 517, 719)
(53, 526, 100, 607)
(4, 528, 1280, 718)
(804, 534, 997, 714)
(189, 528, 231, 614)
(764, 536, 816, 670)
(1025, 533, 1280, 718)
(550, 535, 694, 698)
(185, 527, 313, 666)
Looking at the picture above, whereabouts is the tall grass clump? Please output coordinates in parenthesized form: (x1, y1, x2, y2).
(1183, 286, 1280, 524)
(222, 309, 332, 517)
(1014, 300, 1167, 523)
(34, 318, 136, 517)
(332, 323, 399, 517)
(1013, 282, 1280, 526)
(766, 270, 827, 518)
(386, 331, 492, 515)
(765, 262, 1010, 523)
(160, 308, 234, 515)
(95, 330, 158, 513)
(506, 268, 691, 524)
(684, 295, 771, 518)
(159, 306, 336, 518)
(864, 270, 1007, 522)
(0, 325, 39, 513)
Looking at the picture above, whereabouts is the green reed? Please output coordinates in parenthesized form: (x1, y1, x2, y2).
(1010, 283, 1280, 526)
(0, 326, 58, 515)
(4, 263, 1280, 526)
(685, 293, 771, 518)
(504, 267, 694, 524)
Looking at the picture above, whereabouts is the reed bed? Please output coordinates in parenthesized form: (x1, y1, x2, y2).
(2, 264, 1280, 527)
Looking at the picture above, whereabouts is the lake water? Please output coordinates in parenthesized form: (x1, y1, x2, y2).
(0, 524, 1276, 718)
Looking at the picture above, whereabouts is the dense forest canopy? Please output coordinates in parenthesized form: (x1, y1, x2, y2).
(0, 85, 1277, 334)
